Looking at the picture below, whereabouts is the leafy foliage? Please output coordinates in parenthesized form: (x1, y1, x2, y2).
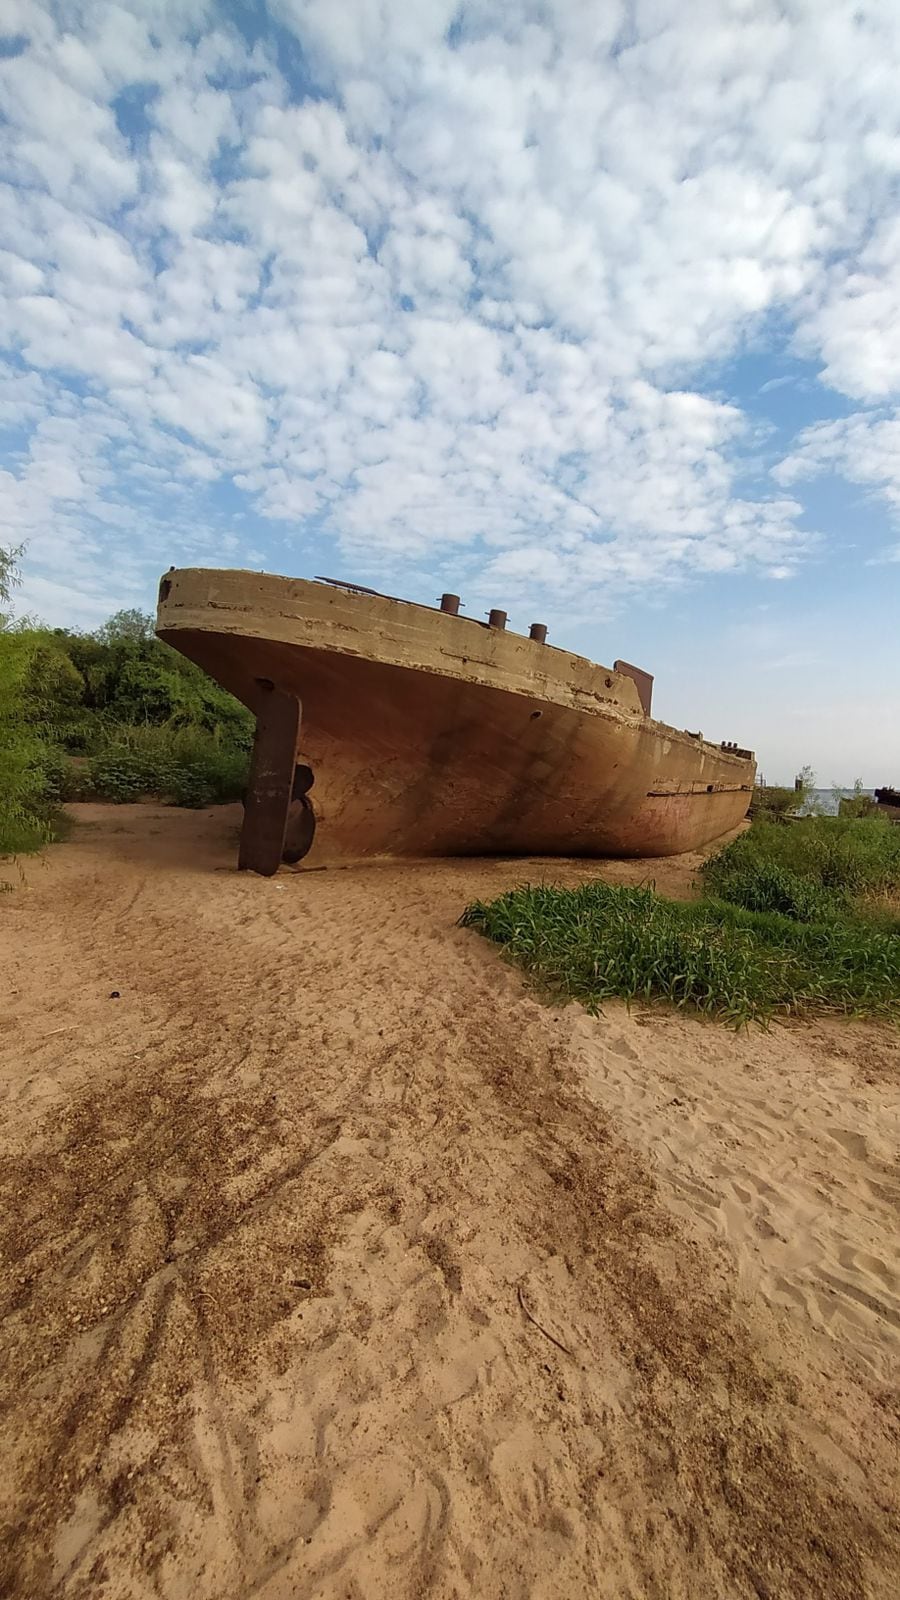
(834, 779, 875, 819)
(58, 616, 253, 747)
(749, 785, 799, 821)
(0, 630, 62, 855)
(82, 725, 248, 809)
(701, 855, 848, 923)
(749, 763, 816, 822)
(0, 542, 23, 626)
(1, 550, 252, 859)
(93, 608, 157, 644)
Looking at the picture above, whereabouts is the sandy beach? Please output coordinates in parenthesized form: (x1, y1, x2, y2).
(1, 804, 899, 1599)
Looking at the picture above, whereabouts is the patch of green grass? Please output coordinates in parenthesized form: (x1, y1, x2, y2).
(461, 881, 900, 1027)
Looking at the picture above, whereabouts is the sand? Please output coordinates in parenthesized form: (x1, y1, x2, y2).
(1, 803, 899, 1599)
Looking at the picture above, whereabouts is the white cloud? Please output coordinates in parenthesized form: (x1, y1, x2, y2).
(795, 217, 900, 400)
(776, 411, 900, 537)
(2, 0, 900, 628)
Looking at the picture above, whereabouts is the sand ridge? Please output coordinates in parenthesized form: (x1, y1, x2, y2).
(1, 804, 899, 1598)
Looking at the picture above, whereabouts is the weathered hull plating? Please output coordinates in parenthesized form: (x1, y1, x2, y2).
(157, 568, 755, 869)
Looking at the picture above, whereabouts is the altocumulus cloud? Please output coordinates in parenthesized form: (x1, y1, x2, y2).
(2, 0, 900, 623)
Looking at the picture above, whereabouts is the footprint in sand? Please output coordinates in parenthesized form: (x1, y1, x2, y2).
(827, 1127, 869, 1160)
(837, 1245, 897, 1290)
(606, 1036, 639, 1062)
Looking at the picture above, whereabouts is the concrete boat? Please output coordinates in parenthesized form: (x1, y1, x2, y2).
(156, 567, 755, 874)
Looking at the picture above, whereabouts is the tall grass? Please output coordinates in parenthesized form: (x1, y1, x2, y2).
(702, 816, 900, 904)
(463, 816, 900, 1026)
(462, 880, 900, 1026)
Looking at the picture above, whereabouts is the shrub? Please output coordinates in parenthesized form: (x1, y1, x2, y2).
(749, 786, 798, 821)
(750, 764, 817, 822)
(835, 780, 875, 820)
(85, 724, 248, 808)
(61, 626, 253, 747)
(0, 630, 67, 856)
(1, 550, 253, 854)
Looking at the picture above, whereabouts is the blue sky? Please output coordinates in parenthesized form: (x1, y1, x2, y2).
(2, 0, 899, 784)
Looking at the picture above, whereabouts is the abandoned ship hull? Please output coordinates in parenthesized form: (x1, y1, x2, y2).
(157, 568, 755, 871)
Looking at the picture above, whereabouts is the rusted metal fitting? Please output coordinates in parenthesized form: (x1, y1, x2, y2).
(487, 609, 507, 630)
(439, 593, 461, 614)
(529, 623, 548, 643)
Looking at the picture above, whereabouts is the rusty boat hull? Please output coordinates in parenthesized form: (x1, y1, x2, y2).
(157, 568, 755, 872)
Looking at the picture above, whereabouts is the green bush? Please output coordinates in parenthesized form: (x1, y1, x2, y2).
(1, 554, 253, 856)
(749, 785, 798, 821)
(835, 780, 874, 819)
(0, 629, 69, 856)
(85, 725, 248, 808)
(60, 617, 253, 747)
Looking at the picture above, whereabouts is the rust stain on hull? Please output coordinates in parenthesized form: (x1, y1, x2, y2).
(157, 568, 755, 871)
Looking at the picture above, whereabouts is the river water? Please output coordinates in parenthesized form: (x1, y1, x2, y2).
(797, 788, 876, 816)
